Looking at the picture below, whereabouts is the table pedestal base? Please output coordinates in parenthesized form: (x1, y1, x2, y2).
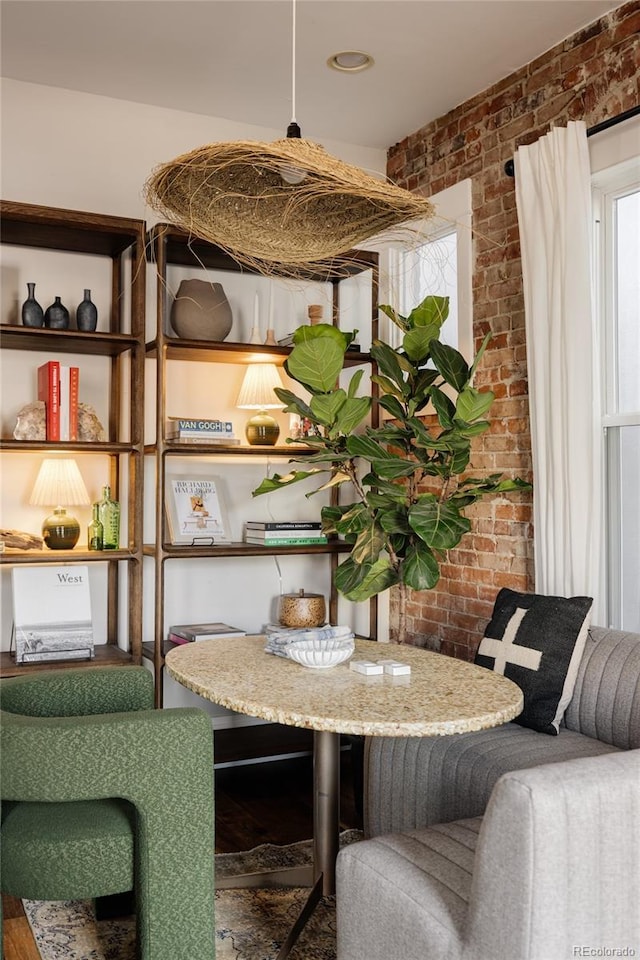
(216, 730, 341, 959)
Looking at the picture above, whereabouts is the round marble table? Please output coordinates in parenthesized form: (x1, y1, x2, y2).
(166, 635, 523, 959)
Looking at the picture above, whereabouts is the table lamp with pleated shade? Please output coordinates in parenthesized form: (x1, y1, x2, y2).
(30, 458, 91, 549)
(236, 363, 283, 445)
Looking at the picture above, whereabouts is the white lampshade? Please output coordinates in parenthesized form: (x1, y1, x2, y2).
(236, 363, 283, 410)
(30, 459, 91, 507)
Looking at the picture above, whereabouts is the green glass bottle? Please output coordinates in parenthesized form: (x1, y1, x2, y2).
(98, 484, 120, 550)
(88, 503, 104, 550)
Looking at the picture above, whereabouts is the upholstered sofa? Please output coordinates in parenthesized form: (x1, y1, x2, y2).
(363, 625, 640, 837)
(336, 626, 640, 959)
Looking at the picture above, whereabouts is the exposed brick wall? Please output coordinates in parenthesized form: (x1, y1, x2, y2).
(387, 1, 640, 659)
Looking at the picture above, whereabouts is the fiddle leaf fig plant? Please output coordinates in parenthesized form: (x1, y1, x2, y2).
(253, 296, 530, 643)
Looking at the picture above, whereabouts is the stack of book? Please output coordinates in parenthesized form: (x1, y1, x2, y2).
(167, 622, 246, 645)
(37, 360, 80, 441)
(165, 417, 239, 445)
(244, 521, 328, 546)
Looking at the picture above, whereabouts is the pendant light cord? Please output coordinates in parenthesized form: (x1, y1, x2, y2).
(287, 0, 301, 138)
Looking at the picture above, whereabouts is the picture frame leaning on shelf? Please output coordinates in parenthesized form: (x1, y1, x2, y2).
(165, 471, 231, 546)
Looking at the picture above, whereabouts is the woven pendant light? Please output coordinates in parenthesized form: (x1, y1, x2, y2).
(144, 2, 434, 277)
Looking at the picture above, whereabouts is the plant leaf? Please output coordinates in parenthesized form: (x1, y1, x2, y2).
(292, 323, 354, 351)
(402, 324, 440, 361)
(429, 340, 469, 392)
(310, 390, 346, 425)
(403, 541, 440, 590)
(334, 556, 398, 601)
(379, 304, 409, 332)
(252, 468, 323, 497)
(346, 434, 394, 460)
(455, 386, 494, 423)
(468, 331, 492, 385)
(347, 368, 364, 398)
(287, 338, 345, 392)
(409, 495, 471, 550)
(274, 387, 313, 419)
(377, 394, 406, 419)
(335, 396, 371, 435)
(429, 385, 456, 429)
(408, 295, 450, 328)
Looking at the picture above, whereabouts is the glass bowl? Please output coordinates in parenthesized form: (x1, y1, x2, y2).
(286, 637, 355, 669)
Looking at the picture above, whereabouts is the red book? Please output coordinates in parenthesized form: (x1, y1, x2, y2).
(37, 361, 60, 441)
(69, 366, 80, 441)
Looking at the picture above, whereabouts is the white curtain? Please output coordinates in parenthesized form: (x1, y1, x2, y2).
(515, 120, 601, 601)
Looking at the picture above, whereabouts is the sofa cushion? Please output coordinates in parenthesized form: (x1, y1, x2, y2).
(364, 723, 618, 837)
(475, 588, 592, 734)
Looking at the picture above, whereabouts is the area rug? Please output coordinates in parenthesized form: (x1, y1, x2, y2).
(23, 831, 362, 960)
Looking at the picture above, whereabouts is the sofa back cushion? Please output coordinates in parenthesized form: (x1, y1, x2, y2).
(564, 627, 640, 748)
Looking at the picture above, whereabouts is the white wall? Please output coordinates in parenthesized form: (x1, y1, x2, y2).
(0, 78, 386, 717)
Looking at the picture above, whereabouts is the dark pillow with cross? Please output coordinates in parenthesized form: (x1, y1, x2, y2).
(475, 588, 593, 735)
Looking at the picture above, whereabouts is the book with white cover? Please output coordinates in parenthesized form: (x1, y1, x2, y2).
(11, 565, 94, 663)
(165, 472, 231, 545)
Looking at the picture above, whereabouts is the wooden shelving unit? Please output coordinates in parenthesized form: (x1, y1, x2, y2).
(0, 200, 146, 677)
(145, 223, 379, 706)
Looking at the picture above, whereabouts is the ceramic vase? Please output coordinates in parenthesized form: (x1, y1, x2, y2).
(170, 279, 233, 341)
(76, 289, 98, 332)
(44, 296, 70, 330)
(21, 282, 44, 327)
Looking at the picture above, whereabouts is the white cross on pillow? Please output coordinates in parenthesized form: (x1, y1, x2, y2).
(477, 607, 543, 675)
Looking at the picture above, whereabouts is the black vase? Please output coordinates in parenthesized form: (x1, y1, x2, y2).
(21, 282, 44, 327)
(44, 296, 70, 330)
(76, 288, 98, 332)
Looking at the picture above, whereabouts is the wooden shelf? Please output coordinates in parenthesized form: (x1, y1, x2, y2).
(145, 336, 371, 367)
(144, 442, 318, 456)
(0, 439, 136, 454)
(1, 548, 138, 565)
(0, 325, 140, 356)
(1, 200, 145, 258)
(143, 540, 351, 559)
(0, 643, 134, 678)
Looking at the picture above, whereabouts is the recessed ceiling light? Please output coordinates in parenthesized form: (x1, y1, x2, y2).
(327, 51, 374, 73)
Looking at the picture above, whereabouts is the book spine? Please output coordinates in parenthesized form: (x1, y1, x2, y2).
(37, 360, 60, 441)
(245, 522, 322, 531)
(246, 531, 326, 540)
(168, 632, 192, 644)
(166, 419, 234, 432)
(166, 432, 235, 439)
(59, 365, 70, 441)
(245, 537, 329, 546)
(69, 366, 80, 441)
(167, 437, 240, 445)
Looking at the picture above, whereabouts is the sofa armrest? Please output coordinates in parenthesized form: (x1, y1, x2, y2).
(465, 751, 640, 959)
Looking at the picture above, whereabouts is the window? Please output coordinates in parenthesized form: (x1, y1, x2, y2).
(592, 159, 640, 631)
(377, 179, 473, 359)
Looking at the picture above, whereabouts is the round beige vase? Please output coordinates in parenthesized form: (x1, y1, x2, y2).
(170, 279, 233, 340)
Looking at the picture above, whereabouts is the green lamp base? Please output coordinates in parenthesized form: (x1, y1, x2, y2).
(245, 411, 280, 446)
(42, 507, 81, 550)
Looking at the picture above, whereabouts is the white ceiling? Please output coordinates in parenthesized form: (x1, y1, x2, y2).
(0, 0, 623, 150)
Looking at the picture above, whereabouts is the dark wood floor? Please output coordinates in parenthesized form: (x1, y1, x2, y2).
(1, 737, 361, 960)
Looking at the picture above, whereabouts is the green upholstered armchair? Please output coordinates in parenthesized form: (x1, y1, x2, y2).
(0, 666, 215, 960)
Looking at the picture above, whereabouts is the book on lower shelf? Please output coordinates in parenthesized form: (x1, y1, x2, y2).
(168, 622, 246, 644)
(11, 565, 94, 663)
(245, 521, 322, 532)
(245, 536, 329, 546)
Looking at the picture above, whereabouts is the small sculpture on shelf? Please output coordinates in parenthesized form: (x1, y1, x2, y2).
(21, 282, 44, 327)
(43, 296, 70, 330)
(13, 401, 106, 442)
(76, 289, 98, 332)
